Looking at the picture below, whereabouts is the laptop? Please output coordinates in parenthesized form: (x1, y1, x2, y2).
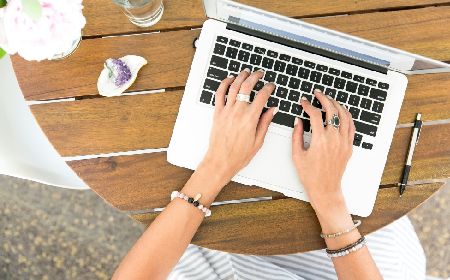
(167, 0, 450, 217)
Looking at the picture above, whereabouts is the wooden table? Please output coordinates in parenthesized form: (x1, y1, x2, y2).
(11, 0, 450, 255)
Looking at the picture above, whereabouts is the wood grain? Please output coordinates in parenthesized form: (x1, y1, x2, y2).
(67, 123, 450, 211)
(130, 182, 444, 255)
(81, 0, 450, 37)
(13, 6, 450, 101)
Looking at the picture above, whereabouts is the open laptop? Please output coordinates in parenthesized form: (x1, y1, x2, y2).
(168, 0, 450, 217)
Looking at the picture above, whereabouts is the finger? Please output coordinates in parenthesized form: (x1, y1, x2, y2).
(292, 117, 306, 157)
(234, 69, 266, 108)
(312, 89, 339, 132)
(226, 68, 252, 107)
(301, 96, 324, 135)
(328, 98, 350, 137)
(348, 109, 356, 147)
(251, 82, 275, 113)
(254, 107, 278, 149)
(214, 75, 235, 114)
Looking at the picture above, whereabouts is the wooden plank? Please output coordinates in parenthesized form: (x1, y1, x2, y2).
(81, 0, 450, 37)
(13, 6, 450, 101)
(67, 123, 450, 211)
(130, 182, 444, 255)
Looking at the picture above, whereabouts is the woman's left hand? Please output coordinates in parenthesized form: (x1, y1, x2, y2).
(199, 69, 278, 187)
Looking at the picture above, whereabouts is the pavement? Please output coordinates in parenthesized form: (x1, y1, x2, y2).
(0, 174, 449, 279)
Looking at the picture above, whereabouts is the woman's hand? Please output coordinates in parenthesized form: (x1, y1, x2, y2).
(199, 69, 277, 187)
(291, 89, 355, 213)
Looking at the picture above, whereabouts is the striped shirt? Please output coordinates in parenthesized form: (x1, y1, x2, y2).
(168, 216, 425, 280)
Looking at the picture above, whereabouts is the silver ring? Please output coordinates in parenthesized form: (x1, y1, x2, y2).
(327, 113, 340, 129)
(236, 93, 250, 103)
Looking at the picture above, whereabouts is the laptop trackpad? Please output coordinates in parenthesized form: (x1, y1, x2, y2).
(237, 130, 310, 196)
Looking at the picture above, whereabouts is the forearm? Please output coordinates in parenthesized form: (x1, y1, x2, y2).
(314, 197, 383, 280)
(112, 164, 225, 280)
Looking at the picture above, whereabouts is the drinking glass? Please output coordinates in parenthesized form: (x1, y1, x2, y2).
(111, 0, 164, 27)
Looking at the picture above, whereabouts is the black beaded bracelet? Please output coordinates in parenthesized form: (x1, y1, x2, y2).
(326, 236, 365, 254)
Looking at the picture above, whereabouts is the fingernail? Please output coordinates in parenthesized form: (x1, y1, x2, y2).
(257, 69, 265, 73)
(314, 89, 322, 93)
(243, 68, 250, 74)
(228, 75, 235, 79)
(294, 117, 299, 126)
(326, 95, 333, 99)
(273, 107, 279, 116)
(301, 97, 308, 101)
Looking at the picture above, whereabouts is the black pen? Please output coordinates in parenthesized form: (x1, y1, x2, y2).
(400, 113, 423, 197)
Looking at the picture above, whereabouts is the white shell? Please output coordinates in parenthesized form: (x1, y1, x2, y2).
(97, 55, 147, 97)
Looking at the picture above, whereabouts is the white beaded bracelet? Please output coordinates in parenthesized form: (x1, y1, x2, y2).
(320, 220, 361, 238)
(327, 240, 367, 258)
(171, 191, 211, 217)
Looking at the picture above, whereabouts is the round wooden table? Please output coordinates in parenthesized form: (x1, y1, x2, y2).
(11, 0, 450, 255)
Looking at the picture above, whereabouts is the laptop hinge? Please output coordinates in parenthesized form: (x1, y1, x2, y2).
(226, 23, 388, 75)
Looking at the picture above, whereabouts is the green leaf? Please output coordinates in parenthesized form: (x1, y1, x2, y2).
(0, 0, 7, 8)
(0, 47, 6, 60)
(22, 0, 42, 20)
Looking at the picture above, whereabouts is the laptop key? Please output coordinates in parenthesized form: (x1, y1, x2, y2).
(325, 88, 337, 99)
(357, 84, 370, 96)
(250, 54, 262, 66)
(291, 103, 302, 116)
(200, 90, 213, 104)
(225, 47, 238, 59)
(249, 92, 255, 102)
(216, 36, 228, 44)
(317, 65, 328, 72)
(329, 68, 340, 76)
(300, 81, 313, 93)
(280, 100, 291, 112)
(254, 81, 264, 91)
(348, 94, 360, 106)
(353, 75, 365, 83)
(321, 74, 334, 86)
(242, 43, 253, 51)
(207, 67, 228, 80)
(286, 64, 298, 76)
(288, 77, 301, 89)
(213, 44, 226, 55)
(262, 57, 274, 69)
(267, 50, 278, 58)
(203, 78, 220, 92)
(276, 87, 289, 99)
(274, 61, 286, 72)
(229, 39, 241, 47)
(264, 71, 277, 82)
(304, 61, 315, 69)
(279, 54, 291, 62)
(302, 119, 311, 132)
(336, 91, 348, 103)
(349, 107, 360, 119)
(238, 50, 250, 62)
(341, 71, 352, 79)
(362, 142, 373, 150)
(277, 74, 289, 86)
(360, 98, 372, 110)
(313, 84, 324, 93)
(254, 47, 266, 55)
(301, 93, 313, 102)
(288, 90, 301, 102)
(298, 67, 310, 79)
(353, 139, 361, 147)
(354, 120, 377, 137)
(372, 101, 384, 113)
(267, 97, 279, 107)
(360, 110, 381, 125)
(292, 58, 303, 65)
(366, 78, 377, 86)
(369, 88, 387, 101)
(312, 98, 322, 109)
(310, 71, 322, 83)
(345, 81, 358, 93)
(378, 82, 389, 90)
(210, 55, 228, 69)
(333, 77, 346, 89)
(228, 60, 240, 72)
(354, 133, 363, 141)
(240, 64, 253, 72)
(272, 111, 295, 128)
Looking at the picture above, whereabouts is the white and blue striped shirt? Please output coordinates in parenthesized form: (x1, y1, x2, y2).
(169, 216, 425, 280)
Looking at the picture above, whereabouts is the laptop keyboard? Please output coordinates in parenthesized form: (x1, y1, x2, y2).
(199, 35, 391, 150)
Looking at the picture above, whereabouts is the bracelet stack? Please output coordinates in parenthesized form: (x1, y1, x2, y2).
(171, 191, 211, 217)
(326, 237, 366, 258)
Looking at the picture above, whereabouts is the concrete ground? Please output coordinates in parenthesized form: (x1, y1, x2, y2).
(0, 174, 449, 279)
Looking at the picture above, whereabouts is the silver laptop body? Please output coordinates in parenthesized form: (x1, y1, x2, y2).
(168, 0, 450, 217)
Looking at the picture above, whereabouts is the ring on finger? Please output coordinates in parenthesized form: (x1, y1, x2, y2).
(327, 113, 340, 129)
(236, 93, 250, 103)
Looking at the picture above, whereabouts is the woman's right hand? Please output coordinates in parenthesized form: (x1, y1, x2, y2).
(291, 89, 355, 217)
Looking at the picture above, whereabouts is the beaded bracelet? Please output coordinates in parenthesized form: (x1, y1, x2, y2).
(327, 239, 367, 258)
(171, 191, 211, 217)
(326, 236, 365, 254)
(320, 220, 361, 238)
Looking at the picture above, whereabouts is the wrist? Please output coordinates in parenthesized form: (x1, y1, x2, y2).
(313, 195, 354, 235)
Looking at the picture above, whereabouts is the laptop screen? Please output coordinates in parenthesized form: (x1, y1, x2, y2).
(203, 0, 450, 75)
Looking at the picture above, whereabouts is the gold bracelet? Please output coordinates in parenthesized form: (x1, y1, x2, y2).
(320, 220, 361, 238)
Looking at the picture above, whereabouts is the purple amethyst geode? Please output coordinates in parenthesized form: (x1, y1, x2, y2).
(104, 58, 132, 87)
